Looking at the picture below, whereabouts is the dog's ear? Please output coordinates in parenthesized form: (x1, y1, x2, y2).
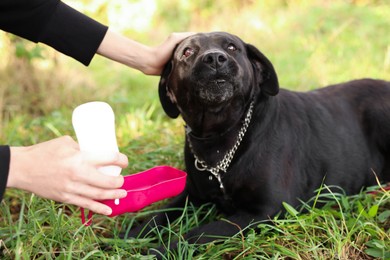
(158, 60, 180, 118)
(246, 44, 279, 96)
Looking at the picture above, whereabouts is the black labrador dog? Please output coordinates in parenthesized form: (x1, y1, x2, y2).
(129, 32, 390, 247)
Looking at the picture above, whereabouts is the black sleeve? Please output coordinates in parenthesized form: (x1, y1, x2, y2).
(0, 146, 11, 202)
(0, 0, 108, 66)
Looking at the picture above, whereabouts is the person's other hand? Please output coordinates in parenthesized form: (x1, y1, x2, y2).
(97, 30, 195, 75)
(7, 136, 128, 215)
(142, 32, 196, 75)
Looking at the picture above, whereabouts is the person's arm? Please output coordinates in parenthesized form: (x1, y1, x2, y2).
(0, 146, 11, 202)
(6, 136, 128, 215)
(0, 0, 194, 74)
(0, 0, 108, 66)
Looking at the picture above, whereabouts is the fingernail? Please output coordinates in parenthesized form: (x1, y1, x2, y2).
(104, 207, 112, 216)
(119, 190, 127, 198)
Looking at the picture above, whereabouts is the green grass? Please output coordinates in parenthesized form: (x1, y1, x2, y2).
(1, 183, 389, 259)
(1, 1, 390, 259)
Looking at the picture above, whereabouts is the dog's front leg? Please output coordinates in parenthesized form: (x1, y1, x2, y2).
(149, 210, 272, 259)
(184, 209, 273, 245)
(121, 190, 189, 239)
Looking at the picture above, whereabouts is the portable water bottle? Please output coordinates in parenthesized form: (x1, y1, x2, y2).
(72, 102, 187, 226)
(72, 101, 121, 205)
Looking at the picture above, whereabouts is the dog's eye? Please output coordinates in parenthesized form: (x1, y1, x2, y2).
(182, 47, 194, 58)
(227, 44, 237, 52)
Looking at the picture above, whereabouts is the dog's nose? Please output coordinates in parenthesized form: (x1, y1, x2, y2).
(202, 51, 228, 69)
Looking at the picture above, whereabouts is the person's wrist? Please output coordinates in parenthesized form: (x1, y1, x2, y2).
(7, 146, 29, 189)
(136, 45, 156, 75)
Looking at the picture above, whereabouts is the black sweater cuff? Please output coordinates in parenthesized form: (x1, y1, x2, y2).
(0, 145, 10, 202)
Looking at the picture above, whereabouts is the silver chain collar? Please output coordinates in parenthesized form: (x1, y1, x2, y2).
(187, 100, 255, 195)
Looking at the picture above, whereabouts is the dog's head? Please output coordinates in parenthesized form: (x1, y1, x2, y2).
(159, 32, 279, 135)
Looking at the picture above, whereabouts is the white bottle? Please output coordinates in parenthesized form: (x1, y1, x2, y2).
(72, 101, 122, 205)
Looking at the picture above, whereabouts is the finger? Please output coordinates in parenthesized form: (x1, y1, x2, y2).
(168, 32, 196, 43)
(82, 151, 128, 168)
(75, 183, 127, 201)
(65, 194, 114, 215)
(163, 32, 195, 51)
(77, 169, 125, 189)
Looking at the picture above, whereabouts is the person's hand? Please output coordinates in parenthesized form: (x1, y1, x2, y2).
(142, 32, 196, 75)
(7, 136, 128, 215)
(97, 30, 195, 75)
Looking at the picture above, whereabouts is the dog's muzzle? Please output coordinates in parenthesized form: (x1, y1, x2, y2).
(193, 50, 237, 104)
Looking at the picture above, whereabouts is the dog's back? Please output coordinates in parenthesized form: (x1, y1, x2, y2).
(273, 79, 390, 198)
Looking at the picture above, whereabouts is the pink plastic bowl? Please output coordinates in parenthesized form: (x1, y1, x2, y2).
(102, 165, 187, 217)
(81, 166, 187, 225)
